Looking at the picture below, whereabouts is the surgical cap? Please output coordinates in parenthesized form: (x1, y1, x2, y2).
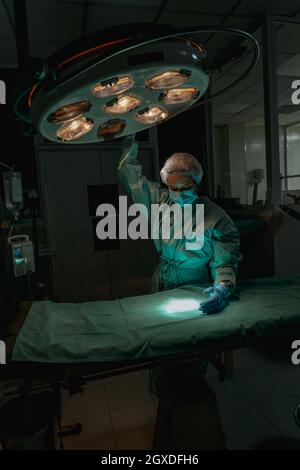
(160, 152, 204, 185)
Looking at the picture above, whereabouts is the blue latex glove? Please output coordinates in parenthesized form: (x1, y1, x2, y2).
(122, 134, 137, 152)
(199, 283, 230, 314)
(118, 135, 138, 170)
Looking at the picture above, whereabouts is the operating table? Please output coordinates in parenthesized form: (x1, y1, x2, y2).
(1, 275, 300, 449)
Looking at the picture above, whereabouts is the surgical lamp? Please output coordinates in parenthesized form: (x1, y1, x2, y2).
(12, 23, 260, 144)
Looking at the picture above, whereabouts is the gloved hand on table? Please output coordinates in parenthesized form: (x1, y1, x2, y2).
(199, 282, 231, 314)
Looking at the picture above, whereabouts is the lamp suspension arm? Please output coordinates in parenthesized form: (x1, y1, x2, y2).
(52, 26, 259, 106)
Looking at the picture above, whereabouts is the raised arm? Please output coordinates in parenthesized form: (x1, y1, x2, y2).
(117, 136, 161, 211)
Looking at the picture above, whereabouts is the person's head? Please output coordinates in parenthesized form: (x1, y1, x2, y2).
(160, 153, 203, 205)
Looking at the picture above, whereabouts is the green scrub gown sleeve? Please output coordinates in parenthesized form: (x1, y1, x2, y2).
(118, 146, 161, 210)
(209, 211, 240, 288)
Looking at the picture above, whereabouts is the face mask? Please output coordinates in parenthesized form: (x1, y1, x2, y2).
(169, 188, 198, 206)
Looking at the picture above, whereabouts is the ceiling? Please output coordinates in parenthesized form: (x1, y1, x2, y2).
(1, 0, 300, 127)
(213, 20, 300, 128)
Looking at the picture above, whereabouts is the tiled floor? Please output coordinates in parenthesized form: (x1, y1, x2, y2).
(62, 346, 300, 450)
(62, 370, 156, 450)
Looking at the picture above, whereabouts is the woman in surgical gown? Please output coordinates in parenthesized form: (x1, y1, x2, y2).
(118, 136, 240, 314)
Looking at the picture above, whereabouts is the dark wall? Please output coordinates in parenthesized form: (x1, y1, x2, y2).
(0, 68, 36, 191)
(0, 69, 38, 331)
